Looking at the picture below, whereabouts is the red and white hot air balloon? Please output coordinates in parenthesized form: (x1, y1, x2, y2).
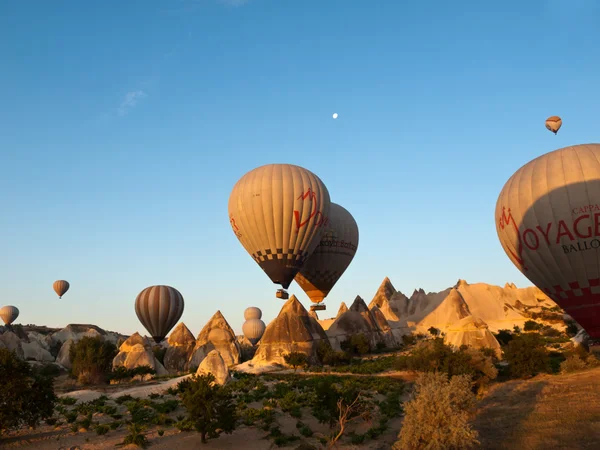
(496, 143, 600, 339)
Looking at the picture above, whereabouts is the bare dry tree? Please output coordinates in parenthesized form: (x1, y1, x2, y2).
(327, 393, 371, 448)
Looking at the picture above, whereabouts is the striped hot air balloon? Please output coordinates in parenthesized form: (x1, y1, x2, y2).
(295, 203, 359, 305)
(228, 164, 331, 297)
(134, 285, 184, 344)
(53, 280, 70, 299)
(0, 305, 19, 326)
(496, 143, 600, 339)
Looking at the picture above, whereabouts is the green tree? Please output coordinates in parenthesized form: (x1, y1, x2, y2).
(69, 336, 118, 384)
(283, 352, 309, 371)
(428, 327, 440, 337)
(0, 348, 57, 436)
(178, 374, 237, 444)
(503, 333, 550, 378)
(494, 329, 514, 346)
(524, 320, 542, 332)
(394, 372, 479, 450)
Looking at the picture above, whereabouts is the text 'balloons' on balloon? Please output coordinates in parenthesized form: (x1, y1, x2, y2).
(545, 116, 562, 135)
(495, 143, 600, 338)
(294, 203, 359, 304)
(135, 285, 184, 344)
(0, 305, 19, 326)
(53, 280, 70, 299)
(228, 163, 331, 292)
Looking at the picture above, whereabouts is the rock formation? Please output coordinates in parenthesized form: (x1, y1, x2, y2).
(112, 332, 168, 376)
(252, 295, 328, 366)
(443, 316, 502, 358)
(327, 296, 390, 351)
(188, 311, 241, 369)
(368, 277, 403, 322)
(0, 331, 24, 360)
(417, 288, 472, 330)
(56, 339, 74, 368)
(337, 302, 349, 318)
(196, 350, 230, 385)
(164, 323, 196, 374)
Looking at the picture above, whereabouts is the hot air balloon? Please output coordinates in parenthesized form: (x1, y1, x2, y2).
(545, 116, 562, 135)
(244, 306, 262, 321)
(228, 164, 331, 299)
(242, 307, 266, 345)
(294, 203, 359, 312)
(496, 143, 600, 339)
(53, 280, 70, 298)
(134, 285, 184, 344)
(0, 305, 19, 326)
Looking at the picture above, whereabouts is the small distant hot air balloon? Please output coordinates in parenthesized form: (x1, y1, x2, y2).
(228, 164, 331, 299)
(295, 203, 359, 311)
(545, 116, 562, 135)
(53, 280, 70, 299)
(0, 305, 19, 326)
(134, 285, 184, 344)
(242, 307, 265, 345)
(496, 143, 600, 339)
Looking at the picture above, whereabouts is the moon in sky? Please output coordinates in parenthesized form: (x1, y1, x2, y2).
(332, 113, 338, 119)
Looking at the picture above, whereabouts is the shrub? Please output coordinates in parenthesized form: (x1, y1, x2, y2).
(513, 325, 522, 334)
(178, 373, 237, 444)
(428, 327, 440, 337)
(393, 338, 497, 392)
(402, 334, 417, 346)
(560, 355, 588, 374)
(524, 320, 542, 332)
(283, 352, 309, 371)
(122, 423, 148, 448)
(565, 321, 579, 337)
(0, 348, 56, 436)
(394, 372, 479, 450)
(494, 329, 514, 346)
(69, 336, 117, 384)
(341, 333, 371, 355)
(503, 333, 550, 378)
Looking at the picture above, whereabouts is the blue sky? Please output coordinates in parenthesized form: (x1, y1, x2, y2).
(2, 0, 600, 336)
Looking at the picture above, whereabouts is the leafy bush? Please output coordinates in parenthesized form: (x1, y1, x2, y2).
(0, 348, 56, 435)
(503, 333, 550, 378)
(178, 373, 237, 444)
(69, 336, 117, 384)
(494, 329, 514, 346)
(524, 320, 543, 332)
(394, 372, 479, 450)
(565, 321, 579, 337)
(108, 365, 156, 382)
(393, 338, 497, 392)
(283, 352, 309, 371)
(329, 356, 395, 375)
(428, 327, 440, 337)
(122, 423, 148, 448)
(341, 333, 371, 355)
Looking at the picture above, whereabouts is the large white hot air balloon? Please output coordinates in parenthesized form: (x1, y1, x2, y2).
(228, 164, 331, 299)
(0, 305, 19, 326)
(242, 307, 266, 345)
(496, 143, 600, 339)
(135, 285, 184, 343)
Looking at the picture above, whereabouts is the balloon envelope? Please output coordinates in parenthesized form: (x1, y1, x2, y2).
(295, 203, 359, 303)
(135, 285, 184, 344)
(496, 143, 600, 338)
(242, 318, 266, 345)
(228, 164, 331, 289)
(545, 116, 562, 134)
(244, 306, 262, 321)
(0, 305, 19, 326)
(53, 280, 70, 298)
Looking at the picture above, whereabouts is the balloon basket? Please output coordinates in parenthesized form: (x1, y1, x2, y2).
(276, 289, 289, 300)
(310, 304, 326, 312)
